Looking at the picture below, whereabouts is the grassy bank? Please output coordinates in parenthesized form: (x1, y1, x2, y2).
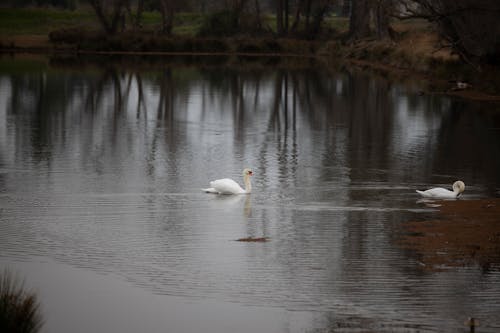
(0, 7, 96, 35)
(0, 8, 448, 64)
(0, 7, 207, 49)
(0, 7, 207, 36)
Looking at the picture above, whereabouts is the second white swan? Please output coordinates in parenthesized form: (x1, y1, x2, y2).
(416, 180, 465, 199)
(203, 168, 253, 194)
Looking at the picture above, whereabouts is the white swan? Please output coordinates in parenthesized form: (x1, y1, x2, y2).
(416, 180, 465, 199)
(203, 168, 253, 194)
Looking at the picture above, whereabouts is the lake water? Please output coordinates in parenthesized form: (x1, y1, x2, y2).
(1, 55, 500, 333)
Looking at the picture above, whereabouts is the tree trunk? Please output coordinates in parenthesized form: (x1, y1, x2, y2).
(284, 0, 289, 34)
(341, 0, 351, 17)
(290, 0, 303, 33)
(87, 0, 126, 34)
(232, 0, 250, 31)
(304, 0, 312, 33)
(159, 0, 174, 35)
(276, 0, 283, 35)
(127, 0, 145, 29)
(254, 0, 262, 30)
(348, 0, 372, 40)
(310, 4, 329, 37)
(88, 0, 113, 33)
(109, 0, 126, 33)
(375, 0, 391, 39)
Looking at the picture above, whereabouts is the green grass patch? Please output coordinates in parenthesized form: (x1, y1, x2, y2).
(324, 16, 349, 33)
(0, 8, 344, 39)
(173, 13, 204, 36)
(0, 8, 206, 37)
(0, 8, 96, 35)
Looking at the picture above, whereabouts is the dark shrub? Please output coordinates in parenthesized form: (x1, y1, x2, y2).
(197, 10, 239, 37)
(0, 270, 43, 333)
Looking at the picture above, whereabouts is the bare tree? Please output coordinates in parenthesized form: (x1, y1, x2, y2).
(290, 0, 333, 38)
(125, 0, 145, 29)
(230, 0, 252, 31)
(290, 0, 305, 33)
(159, 0, 175, 34)
(87, 0, 127, 34)
(309, 0, 332, 37)
(348, 0, 393, 41)
(375, 0, 393, 39)
(400, 0, 500, 65)
(348, 0, 371, 40)
(276, 0, 285, 35)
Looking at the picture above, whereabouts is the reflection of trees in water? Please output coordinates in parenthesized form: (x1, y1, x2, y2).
(346, 69, 394, 182)
(430, 100, 500, 194)
(3, 64, 500, 332)
(2, 64, 500, 190)
(7, 72, 73, 163)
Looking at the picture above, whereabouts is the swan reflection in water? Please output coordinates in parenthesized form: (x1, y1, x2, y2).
(211, 193, 252, 218)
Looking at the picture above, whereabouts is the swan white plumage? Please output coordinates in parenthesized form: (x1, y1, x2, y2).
(203, 168, 253, 194)
(416, 180, 465, 199)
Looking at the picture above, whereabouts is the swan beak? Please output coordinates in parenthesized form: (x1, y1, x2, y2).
(249, 171, 253, 176)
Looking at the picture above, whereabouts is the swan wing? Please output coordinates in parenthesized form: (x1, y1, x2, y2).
(202, 187, 219, 193)
(416, 187, 456, 199)
(209, 178, 245, 194)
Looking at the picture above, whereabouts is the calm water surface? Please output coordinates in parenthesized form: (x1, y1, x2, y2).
(1, 56, 500, 333)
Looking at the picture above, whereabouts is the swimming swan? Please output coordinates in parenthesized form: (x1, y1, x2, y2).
(203, 168, 253, 194)
(416, 180, 465, 199)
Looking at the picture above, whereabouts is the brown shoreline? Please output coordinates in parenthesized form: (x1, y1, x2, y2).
(401, 198, 500, 271)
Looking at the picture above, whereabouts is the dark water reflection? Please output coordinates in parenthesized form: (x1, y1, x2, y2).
(1, 56, 500, 333)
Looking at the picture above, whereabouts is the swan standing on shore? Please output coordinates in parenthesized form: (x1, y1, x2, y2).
(203, 168, 253, 194)
(416, 180, 465, 199)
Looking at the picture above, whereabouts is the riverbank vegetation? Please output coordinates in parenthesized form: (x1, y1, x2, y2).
(1, 1, 500, 95)
(0, 270, 44, 333)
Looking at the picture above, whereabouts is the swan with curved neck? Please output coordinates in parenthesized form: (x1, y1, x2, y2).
(416, 180, 465, 199)
(203, 168, 253, 194)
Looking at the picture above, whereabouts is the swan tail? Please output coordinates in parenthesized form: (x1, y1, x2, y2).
(416, 190, 426, 197)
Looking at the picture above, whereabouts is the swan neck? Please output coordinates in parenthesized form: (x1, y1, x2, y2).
(243, 174, 252, 193)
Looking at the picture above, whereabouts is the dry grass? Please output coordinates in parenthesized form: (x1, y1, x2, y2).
(0, 269, 44, 333)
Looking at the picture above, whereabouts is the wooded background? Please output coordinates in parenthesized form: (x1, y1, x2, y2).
(3, 0, 500, 65)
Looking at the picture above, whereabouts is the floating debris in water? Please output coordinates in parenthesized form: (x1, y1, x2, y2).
(235, 237, 269, 242)
(465, 317, 479, 332)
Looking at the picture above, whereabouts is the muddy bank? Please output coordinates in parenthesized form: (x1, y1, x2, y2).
(401, 199, 500, 271)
